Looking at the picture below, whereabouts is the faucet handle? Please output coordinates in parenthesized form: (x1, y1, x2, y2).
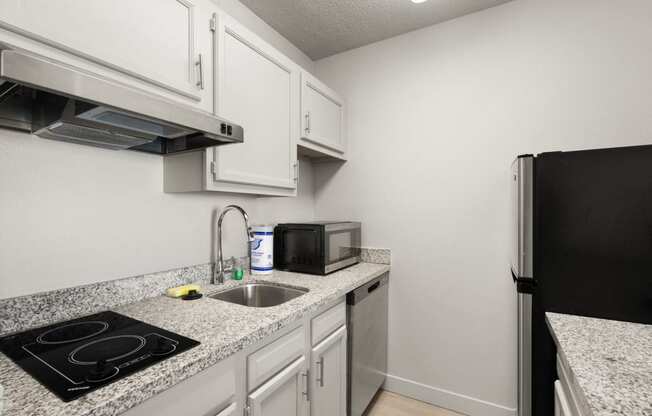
(225, 256, 236, 271)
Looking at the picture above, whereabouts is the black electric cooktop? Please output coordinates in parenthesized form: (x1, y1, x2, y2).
(0, 311, 199, 402)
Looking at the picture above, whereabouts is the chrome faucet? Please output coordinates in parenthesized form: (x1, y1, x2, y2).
(213, 205, 254, 284)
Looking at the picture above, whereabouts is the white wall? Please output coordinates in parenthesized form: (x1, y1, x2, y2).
(0, 130, 314, 299)
(313, 0, 652, 414)
(0, 0, 317, 299)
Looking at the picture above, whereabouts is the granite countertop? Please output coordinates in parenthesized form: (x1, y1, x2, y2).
(0, 262, 390, 416)
(546, 312, 652, 416)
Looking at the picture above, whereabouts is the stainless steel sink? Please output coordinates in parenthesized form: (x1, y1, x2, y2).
(209, 283, 308, 307)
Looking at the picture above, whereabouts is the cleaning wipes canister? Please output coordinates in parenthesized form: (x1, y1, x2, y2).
(251, 225, 273, 274)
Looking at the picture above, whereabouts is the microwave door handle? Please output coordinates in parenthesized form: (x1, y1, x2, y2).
(323, 223, 360, 232)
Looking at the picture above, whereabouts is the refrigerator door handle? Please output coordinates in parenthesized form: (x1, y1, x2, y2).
(512, 270, 537, 293)
(512, 269, 534, 283)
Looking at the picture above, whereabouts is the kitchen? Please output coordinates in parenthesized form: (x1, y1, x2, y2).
(0, 1, 650, 416)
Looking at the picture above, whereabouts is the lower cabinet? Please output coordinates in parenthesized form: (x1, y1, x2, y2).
(554, 380, 573, 416)
(122, 355, 237, 416)
(215, 403, 238, 416)
(247, 356, 309, 416)
(244, 300, 347, 416)
(310, 326, 347, 416)
(123, 299, 347, 416)
(555, 355, 585, 416)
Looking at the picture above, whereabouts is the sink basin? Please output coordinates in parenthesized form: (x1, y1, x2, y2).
(209, 283, 309, 307)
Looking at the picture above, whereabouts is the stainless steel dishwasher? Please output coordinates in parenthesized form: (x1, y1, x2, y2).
(347, 272, 389, 416)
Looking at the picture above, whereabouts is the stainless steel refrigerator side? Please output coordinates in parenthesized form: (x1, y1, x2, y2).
(511, 155, 534, 416)
(517, 292, 533, 416)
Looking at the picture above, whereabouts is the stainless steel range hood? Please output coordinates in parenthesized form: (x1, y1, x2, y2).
(0, 48, 243, 154)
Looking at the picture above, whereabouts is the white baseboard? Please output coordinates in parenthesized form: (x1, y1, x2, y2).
(383, 373, 516, 416)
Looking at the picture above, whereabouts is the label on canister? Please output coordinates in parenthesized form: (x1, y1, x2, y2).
(251, 225, 273, 274)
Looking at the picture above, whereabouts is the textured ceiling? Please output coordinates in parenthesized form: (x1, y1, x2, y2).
(239, 0, 514, 60)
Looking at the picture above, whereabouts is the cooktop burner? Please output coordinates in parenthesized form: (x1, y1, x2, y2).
(37, 321, 109, 345)
(0, 311, 199, 402)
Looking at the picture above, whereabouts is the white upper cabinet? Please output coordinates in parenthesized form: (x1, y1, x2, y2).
(164, 11, 302, 196)
(299, 71, 346, 160)
(0, 0, 214, 112)
(0, 2, 352, 195)
(208, 12, 299, 196)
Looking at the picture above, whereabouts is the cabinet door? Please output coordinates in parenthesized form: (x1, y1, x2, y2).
(214, 403, 237, 416)
(210, 13, 299, 196)
(311, 326, 347, 416)
(556, 355, 584, 416)
(554, 381, 574, 416)
(0, 0, 212, 109)
(300, 71, 345, 157)
(248, 356, 308, 416)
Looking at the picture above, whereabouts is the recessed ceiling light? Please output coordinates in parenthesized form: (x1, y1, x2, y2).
(411, 0, 429, 3)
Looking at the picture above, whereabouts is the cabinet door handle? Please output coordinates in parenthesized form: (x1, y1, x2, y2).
(196, 54, 204, 90)
(301, 371, 310, 400)
(368, 281, 380, 293)
(316, 357, 324, 387)
(305, 111, 311, 134)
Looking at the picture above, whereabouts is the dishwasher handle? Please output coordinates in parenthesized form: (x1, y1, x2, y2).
(347, 273, 389, 305)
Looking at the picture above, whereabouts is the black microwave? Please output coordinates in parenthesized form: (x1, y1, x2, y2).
(274, 222, 361, 275)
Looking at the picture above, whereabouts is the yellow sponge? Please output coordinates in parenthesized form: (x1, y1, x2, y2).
(166, 284, 201, 298)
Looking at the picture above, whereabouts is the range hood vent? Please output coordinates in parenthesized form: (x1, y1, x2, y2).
(0, 48, 243, 154)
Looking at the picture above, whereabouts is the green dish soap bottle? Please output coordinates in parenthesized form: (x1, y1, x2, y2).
(232, 256, 244, 280)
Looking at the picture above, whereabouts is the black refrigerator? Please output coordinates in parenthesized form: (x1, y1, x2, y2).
(510, 145, 652, 416)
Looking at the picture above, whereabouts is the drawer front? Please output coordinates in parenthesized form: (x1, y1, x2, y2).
(312, 300, 346, 346)
(248, 326, 305, 392)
